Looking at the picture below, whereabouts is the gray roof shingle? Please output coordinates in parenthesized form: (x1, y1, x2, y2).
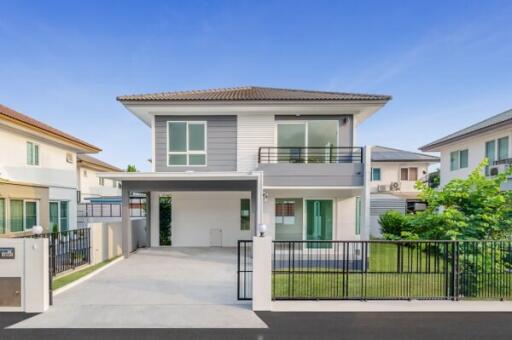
(372, 146, 440, 162)
(420, 108, 512, 151)
(117, 86, 391, 102)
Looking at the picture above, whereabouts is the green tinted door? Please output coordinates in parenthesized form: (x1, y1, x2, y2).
(306, 200, 333, 248)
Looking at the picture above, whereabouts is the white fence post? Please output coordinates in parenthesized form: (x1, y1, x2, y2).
(252, 235, 272, 311)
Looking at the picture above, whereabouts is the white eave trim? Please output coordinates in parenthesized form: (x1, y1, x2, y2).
(98, 171, 263, 181)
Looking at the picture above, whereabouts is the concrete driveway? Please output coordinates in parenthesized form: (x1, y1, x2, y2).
(12, 247, 266, 328)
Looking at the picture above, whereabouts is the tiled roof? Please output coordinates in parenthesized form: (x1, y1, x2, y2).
(420, 108, 512, 151)
(372, 146, 440, 162)
(77, 154, 122, 172)
(0, 103, 100, 152)
(117, 86, 391, 102)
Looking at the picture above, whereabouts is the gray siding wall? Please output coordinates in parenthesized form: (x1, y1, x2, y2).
(274, 115, 354, 146)
(155, 115, 237, 172)
(258, 163, 364, 186)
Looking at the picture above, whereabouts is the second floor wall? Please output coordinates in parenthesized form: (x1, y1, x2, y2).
(370, 161, 430, 193)
(77, 166, 121, 201)
(153, 113, 355, 172)
(0, 127, 78, 189)
(438, 125, 511, 186)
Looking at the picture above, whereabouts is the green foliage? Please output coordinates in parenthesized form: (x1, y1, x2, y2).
(408, 159, 512, 240)
(159, 196, 172, 246)
(52, 223, 59, 233)
(127, 164, 137, 172)
(428, 168, 440, 188)
(378, 210, 410, 239)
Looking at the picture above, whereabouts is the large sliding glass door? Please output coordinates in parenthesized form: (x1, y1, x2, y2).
(276, 120, 338, 163)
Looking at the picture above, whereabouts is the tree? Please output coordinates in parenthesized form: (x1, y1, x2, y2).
(405, 160, 512, 240)
(127, 164, 137, 172)
(428, 168, 440, 188)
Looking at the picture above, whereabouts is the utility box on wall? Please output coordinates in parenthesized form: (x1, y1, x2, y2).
(0, 238, 49, 313)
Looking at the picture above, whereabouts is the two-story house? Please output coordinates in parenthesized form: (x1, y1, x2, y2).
(0, 103, 100, 235)
(420, 108, 512, 190)
(369, 146, 439, 237)
(102, 86, 391, 255)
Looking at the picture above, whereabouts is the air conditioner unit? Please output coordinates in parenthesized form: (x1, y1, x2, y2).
(377, 185, 388, 192)
(489, 164, 508, 176)
(390, 182, 401, 191)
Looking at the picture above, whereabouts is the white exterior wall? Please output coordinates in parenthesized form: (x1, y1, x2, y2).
(437, 126, 512, 186)
(77, 166, 121, 201)
(370, 161, 430, 194)
(171, 191, 252, 247)
(237, 113, 274, 171)
(0, 126, 80, 229)
(0, 128, 77, 189)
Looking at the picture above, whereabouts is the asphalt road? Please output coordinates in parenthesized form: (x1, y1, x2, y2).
(2, 311, 512, 339)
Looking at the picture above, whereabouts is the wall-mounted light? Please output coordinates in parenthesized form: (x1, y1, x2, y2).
(263, 192, 269, 202)
(342, 117, 348, 125)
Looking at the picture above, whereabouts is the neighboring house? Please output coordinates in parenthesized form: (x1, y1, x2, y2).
(102, 86, 391, 254)
(369, 146, 439, 237)
(420, 108, 512, 190)
(77, 154, 122, 202)
(0, 103, 100, 235)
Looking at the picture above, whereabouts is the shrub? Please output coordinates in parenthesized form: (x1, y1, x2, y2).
(379, 210, 409, 239)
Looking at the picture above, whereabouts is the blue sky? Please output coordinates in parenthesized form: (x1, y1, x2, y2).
(1, 0, 511, 171)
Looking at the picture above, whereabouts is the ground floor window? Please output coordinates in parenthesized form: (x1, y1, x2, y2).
(240, 198, 250, 231)
(306, 200, 333, 248)
(355, 197, 362, 235)
(275, 198, 303, 241)
(9, 199, 39, 232)
(49, 201, 69, 232)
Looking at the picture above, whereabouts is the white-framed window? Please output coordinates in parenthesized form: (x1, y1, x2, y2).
(50, 201, 69, 232)
(10, 199, 39, 232)
(167, 121, 207, 166)
(99, 177, 105, 186)
(0, 198, 5, 234)
(450, 149, 469, 171)
(371, 168, 381, 181)
(400, 167, 418, 181)
(26, 141, 39, 166)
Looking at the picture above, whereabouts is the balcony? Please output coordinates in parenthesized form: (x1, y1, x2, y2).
(257, 146, 364, 187)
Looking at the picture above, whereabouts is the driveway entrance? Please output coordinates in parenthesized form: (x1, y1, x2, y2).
(11, 247, 266, 328)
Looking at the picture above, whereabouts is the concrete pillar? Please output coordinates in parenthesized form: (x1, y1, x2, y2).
(150, 192, 160, 247)
(24, 238, 49, 313)
(361, 145, 372, 240)
(121, 187, 130, 258)
(252, 236, 272, 311)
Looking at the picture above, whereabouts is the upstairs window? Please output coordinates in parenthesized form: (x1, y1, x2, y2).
(371, 168, 381, 181)
(99, 178, 105, 186)
(27, 142, 39, 165)
(167, 121, 207, 166)
(450, 149, 469, 171)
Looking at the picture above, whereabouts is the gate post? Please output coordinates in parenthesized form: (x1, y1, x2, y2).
(252, 236, 272, 311)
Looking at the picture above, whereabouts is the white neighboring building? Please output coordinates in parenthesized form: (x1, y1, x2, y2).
(369, 146, 439, 237)
(0, 103, 100, 234)
(420, 108, 512, 190)
(77, 154, 122, 202)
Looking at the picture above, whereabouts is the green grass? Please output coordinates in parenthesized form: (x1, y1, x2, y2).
(52, 256, 120, 290)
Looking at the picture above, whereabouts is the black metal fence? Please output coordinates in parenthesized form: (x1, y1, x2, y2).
(272, 240, 512, 301)
(237, 240, 253, 300)
(48, 228, 91, 276)
(258, 146, 363, 164)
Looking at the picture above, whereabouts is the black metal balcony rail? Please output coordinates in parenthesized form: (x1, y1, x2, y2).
(272, 240, 512, 301)
(258, 146, 364, 164)
(493, 158, 512, 166)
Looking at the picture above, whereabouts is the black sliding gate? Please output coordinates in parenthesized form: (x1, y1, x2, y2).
(237, 240, 253, 300)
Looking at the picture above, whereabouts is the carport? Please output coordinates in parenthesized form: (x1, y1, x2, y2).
(106, 171, 263, 256)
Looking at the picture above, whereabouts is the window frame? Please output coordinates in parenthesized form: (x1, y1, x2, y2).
(450, 149, 469, 171)
(50, 200, 69, 232)
(166, 121, 208, 167)
(26, 141, 40, 166)
(99, 177, 105, 186)
(0, 198, 5, 234)
(24, 200, 39, 230)
(371, 168, 381, 181)
(400, 167, 419, 181)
